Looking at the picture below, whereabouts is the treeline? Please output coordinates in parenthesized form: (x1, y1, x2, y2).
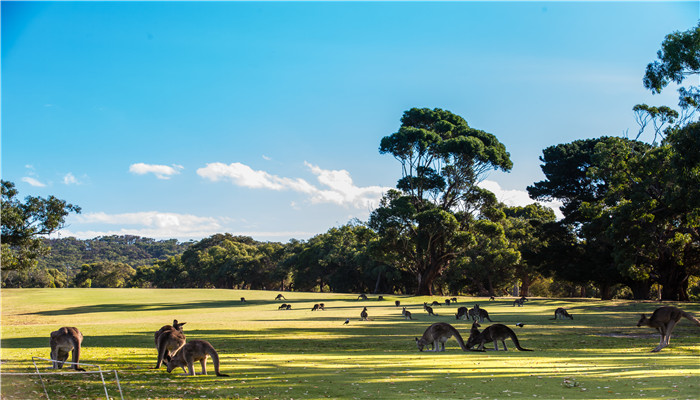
(12, 202, 698, 301)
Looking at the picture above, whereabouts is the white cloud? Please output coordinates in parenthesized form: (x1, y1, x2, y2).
(478, 179, 564, 219)
(21, 177, 46, 187)
(262, 155, 272, 161)
(129, 163, 184, 179)
(63, 173, 79, 185)
(304, 162, 389, 209)
(197, 161, 391, 209)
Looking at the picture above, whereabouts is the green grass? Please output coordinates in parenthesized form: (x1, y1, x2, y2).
(1, 288, 699, 400)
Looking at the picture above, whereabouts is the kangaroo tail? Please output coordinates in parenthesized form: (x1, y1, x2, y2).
(209, 349, 229, 377)
(681, 311, 700, 326)
(509, 330, 533, 351)
(452, 329, 470, 351)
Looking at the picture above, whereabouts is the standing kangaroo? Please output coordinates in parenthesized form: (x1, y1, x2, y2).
(551, 307, 574, 320)
(637, 306, 700, 352)
(455, 306, 469, 320)
(466, 321, 532, 351)
(402, 307, 413, 320)
(423, 302, 438, 316)
(154, 319, 186, 369)
(360, 307, 369, 321)
(415, 322, 469, 352)
(469, 304, 493, 322)
(166, 340, 229, 377)
(50, 327, 85, 371)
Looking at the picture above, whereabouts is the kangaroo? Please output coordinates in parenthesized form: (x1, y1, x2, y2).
(423, 303, 438, 316)
(285, 304, 292, 310)
(395, 300, 401, 307)
(402, 307, 413, 320)
(166, 340, 229, 377)
(455, 306, 469, 320)
(637, 306, 700, 352)
(319, 303, 325, 310)
(360, 307, 369, 321)
(155, 320, 186, 369)
(551, 307, 574, 320)
(450, 297, 458, 303)
(311, 304, 320, 311)
(357, 294, 368, 300)
(445, 299, 451, 306)
(240, 297, 246, 303)
(430, 301, 442, 306)
(275, 293, 286, 300)
(50, 327, 85, 371)
(466, 322, 532, 351)
(415, 322, 469, 352)
(378, 296, 384, 300)
(278, 303, 288, 309)
(489, 296, 495, 301)
(469, 304, 493, 322)
(513, 298, 525, 307)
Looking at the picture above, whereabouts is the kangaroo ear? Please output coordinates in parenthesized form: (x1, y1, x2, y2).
(414, 337, 419, 342)
(173, 319, 178, 325)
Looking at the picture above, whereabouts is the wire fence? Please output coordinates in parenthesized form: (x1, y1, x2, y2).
(0, 358, 123, 400)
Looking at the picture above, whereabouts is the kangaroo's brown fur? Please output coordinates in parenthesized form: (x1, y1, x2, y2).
(154, 319, 186, 369)
(166, 340, 229, 376)
(637, 306, 700, 352)
(50, 327, 85, 371)
(466, 321, 532, 351)
(415, 322, 469, 352)
(552, 307, 574, 320)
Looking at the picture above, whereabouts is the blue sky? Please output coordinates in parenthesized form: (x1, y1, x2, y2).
(2, 1, 697, 242)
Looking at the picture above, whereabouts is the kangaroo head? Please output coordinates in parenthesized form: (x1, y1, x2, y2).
(415, 337, 425, 352)
(173, 320, 186, 331)
(636, 314, 648, 327)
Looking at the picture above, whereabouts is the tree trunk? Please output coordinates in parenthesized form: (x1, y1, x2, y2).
(598, 281, 612, 300)
(658, 255, 690, 301)
(519, 275, 531, 297)
(373, 270, 382, 294)
(626, 279, 652, 300)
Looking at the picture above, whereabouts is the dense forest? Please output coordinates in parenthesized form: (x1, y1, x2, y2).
(2, 23, 699, 301)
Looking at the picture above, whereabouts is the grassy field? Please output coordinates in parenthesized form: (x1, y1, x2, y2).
(1, 288, 699, 400)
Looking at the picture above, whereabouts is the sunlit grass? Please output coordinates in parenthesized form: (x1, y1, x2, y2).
(1, 288, 699, 399)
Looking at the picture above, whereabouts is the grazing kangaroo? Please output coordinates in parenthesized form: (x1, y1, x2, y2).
(275, 293, 286, 300)
(378, 296, 384, 301)
(637, 306, 700, 352)
(450, 297, 458, 303)
(278, 303, 288, 310)
(455, 306, 469, 320)
(466, 322, 532, 351)
(430, 301, 442, 306)
(240, 297, 246, 303)
(415, 322, 469, 352)
(358, 294, 368, 300)
(469, 304, 493, 322)
(395, 300, 401, 307)
(155, 320, 186, 369)
(50, 327, 85, 371)
(311, 304, 320, 311)
(552, 307, 574, 320)
(423, 303, 438, 316)
(360, 307, 369, 321)
(513, 298, 525, 307)
(166, 340, 229, 377)
(402, 307, 413, 320)
(445, 299, 451, 305)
